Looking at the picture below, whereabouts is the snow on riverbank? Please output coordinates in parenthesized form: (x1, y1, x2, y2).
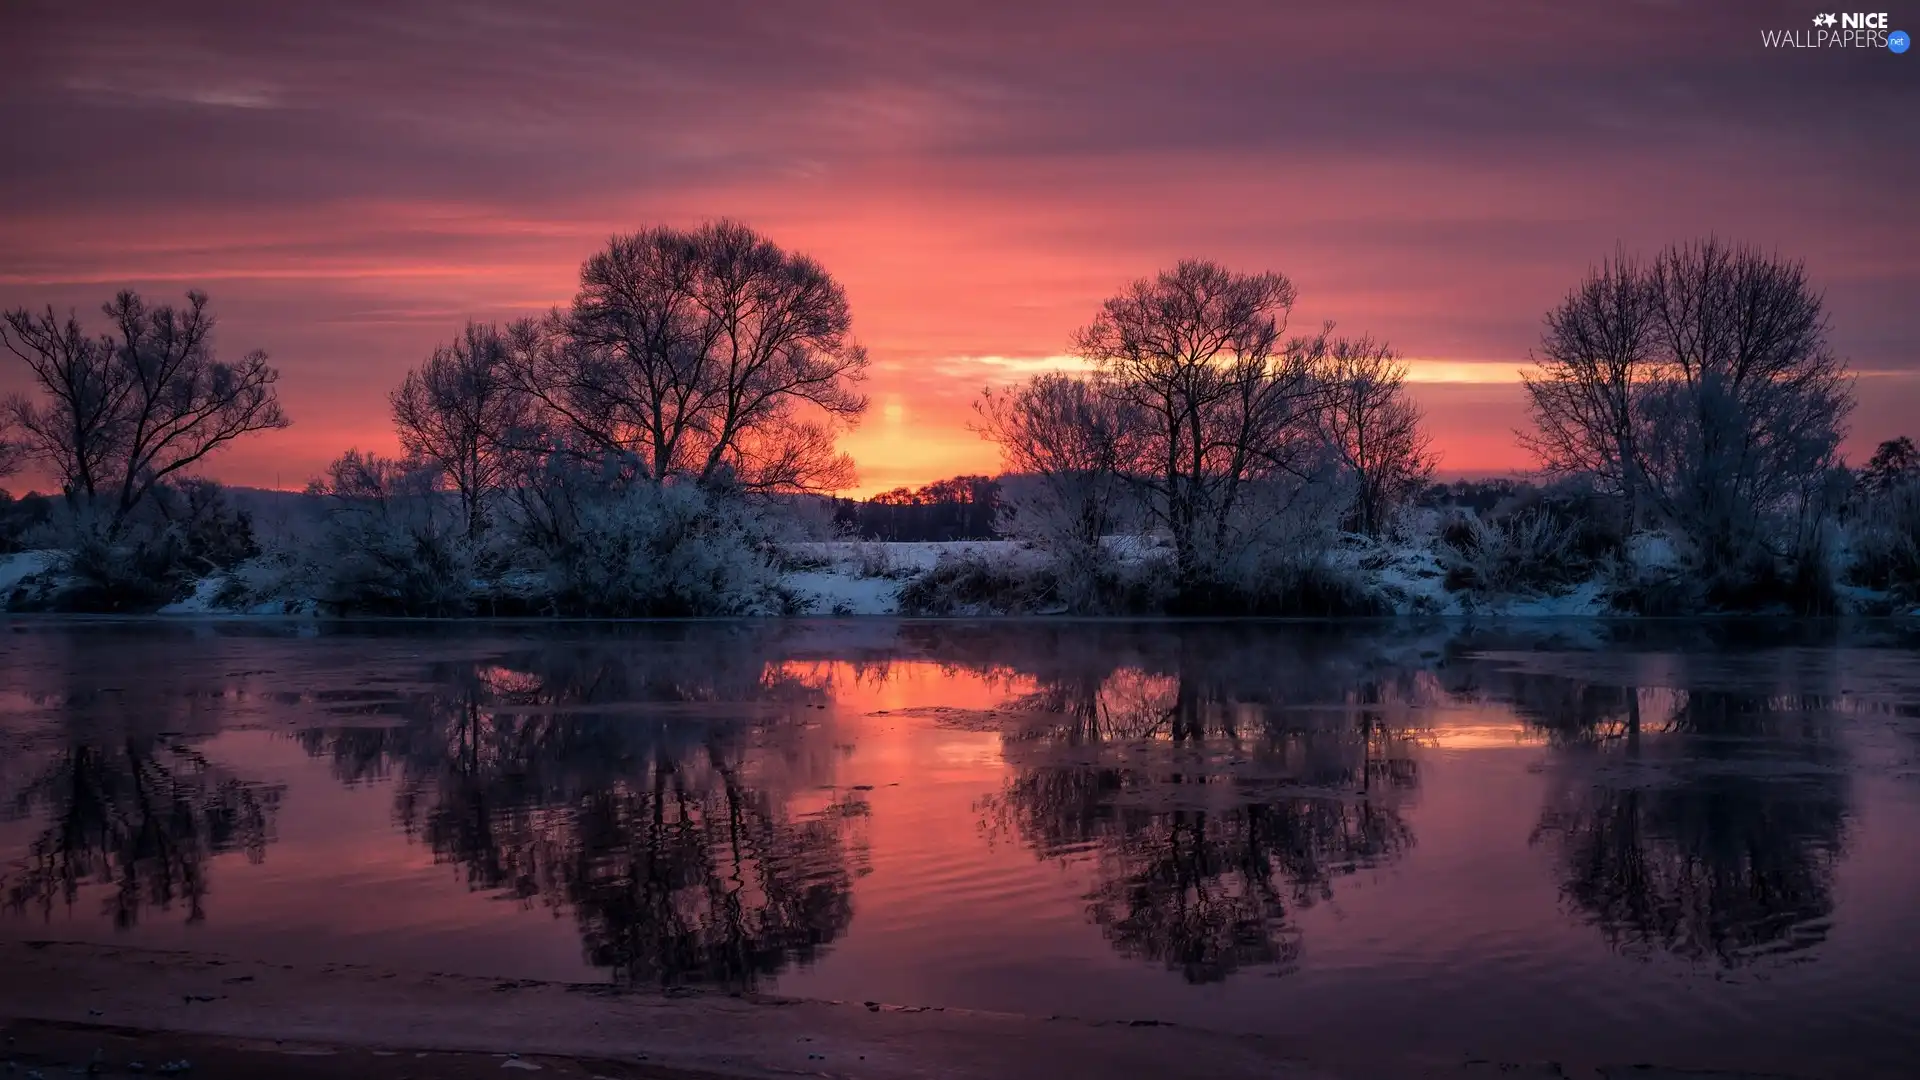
(782, 540, 1025, 615)
(0, 550, 59, 598)
(4, 536, 1913, 618)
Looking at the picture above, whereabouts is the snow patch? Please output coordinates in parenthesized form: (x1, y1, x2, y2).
(157, 573, 231, 614)
(783, 571, 902, 616)
(0, 550, 61, 599)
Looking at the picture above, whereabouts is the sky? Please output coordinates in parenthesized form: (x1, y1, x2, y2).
(2, 0, 1915, 496)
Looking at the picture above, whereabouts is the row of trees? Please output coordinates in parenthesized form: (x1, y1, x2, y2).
(973, 239, 1887, 612)
(3, 225, 1908, 614)
(826, 475, 1001, 541)
(974, 259, 1433, 606)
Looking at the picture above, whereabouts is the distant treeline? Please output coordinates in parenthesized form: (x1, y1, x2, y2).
(825, 476, 1002, 541)
(814, 474, 1547, 544)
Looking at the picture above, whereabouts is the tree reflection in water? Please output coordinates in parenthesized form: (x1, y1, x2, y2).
(1500, 659, 1852, 966)
(975, 628, 1425, 983)
(1, 678, 283, 928)
(299, 636, 865, 990)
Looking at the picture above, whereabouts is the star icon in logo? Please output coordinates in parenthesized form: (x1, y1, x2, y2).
(1814, 13, 1838, 27)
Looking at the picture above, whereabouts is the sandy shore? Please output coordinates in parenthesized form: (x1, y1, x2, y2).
(0, 940, 1804, 1080)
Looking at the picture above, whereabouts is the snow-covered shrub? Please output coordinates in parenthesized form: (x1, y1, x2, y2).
(1161, 470, 1376, 614)
(3, 479, 260, 612)
(1440, 507, 1586, 597)
(201, 548, 314, 614)
(990, 475, 1161, 613)
(53, 527, 194, 611)
(1846, 481, 1920, 601)
(896, 550, 1062, 615)
(1490, 477, 1625, 564)
(536, 482, 780, 617)
(151, 478, 261, 572)
(0, 491, 52, 554)
(1182, 546, 1383, 616)
(1606, 530, 1702, 615)
(306, 450, 473, 615)
(846, 540, 899, 579)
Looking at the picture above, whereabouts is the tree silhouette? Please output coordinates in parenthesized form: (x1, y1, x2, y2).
(298, 635, 863, 989)
(980, 629, 1420, 983)
(1526, 681, 1849, 966)
(3, 735, 283, 927)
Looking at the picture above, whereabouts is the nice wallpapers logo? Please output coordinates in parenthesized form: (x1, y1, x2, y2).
(1762, 12, 1910, 49)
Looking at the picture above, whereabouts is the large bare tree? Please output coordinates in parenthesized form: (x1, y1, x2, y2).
(1522, 240, 1852, 564)
(517, 221, 869, 494)
(1072, 260, 1324, 584)
(1, 290, 288, 533)
(1520, 249, 1653, 525)
(1314, 336, 1434, 536)
(391, 322, 536, 539)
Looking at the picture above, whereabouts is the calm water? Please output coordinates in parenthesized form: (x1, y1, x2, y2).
(3, 619, 1919, 1075)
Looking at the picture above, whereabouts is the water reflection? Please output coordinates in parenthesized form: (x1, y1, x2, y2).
(974, 628, 1424, 982)
(3, 618, 1913, 1000)
(297, 638, 865, 989)
(1519, 679, 1850, 966)
(4, 729, 282, 928)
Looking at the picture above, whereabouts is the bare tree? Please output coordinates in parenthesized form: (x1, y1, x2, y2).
(392, 322, 535, 539)
(1314, 337, 1434, 536)
(516, 221, 868, 494)
(1, 308, 124, 504)
(2, 290, 289, 533)
(1072, 260, 1325, 585)
(1520, 249, 1654, 527)
(975, 373, 1141, 576)
(1522, 240, 1852, 567)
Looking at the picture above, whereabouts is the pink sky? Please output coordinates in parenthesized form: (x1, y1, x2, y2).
(3, 0, 1914, 495)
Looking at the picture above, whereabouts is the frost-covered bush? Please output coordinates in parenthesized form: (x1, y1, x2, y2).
(995, 497, 1110, 608)
(1489, 477, 1624, 564)
(1440, 507, 1586, 596)
(1184, 546, 1383, 616)
(1121, 473, 1380, 615)
(536, 482, 780, 617)
(1605, 531, 1702, 615)
(897, 550, 1062, 615)
(152, 477, 261, 571)
(1846, 481, 1920, 601)
(307, 450, 473, 615)
(0, 491, 52, 554)
(53, 527, 194, 611)
(3, 479, 261, 612)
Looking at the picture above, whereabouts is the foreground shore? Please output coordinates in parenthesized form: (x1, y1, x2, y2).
(0, 941, 1813, 1080)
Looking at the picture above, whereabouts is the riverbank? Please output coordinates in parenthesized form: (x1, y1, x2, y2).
(7, 536, 1917, 619)
(0, 941, 1822, 1080)
(0, 940, 1341, 1080)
